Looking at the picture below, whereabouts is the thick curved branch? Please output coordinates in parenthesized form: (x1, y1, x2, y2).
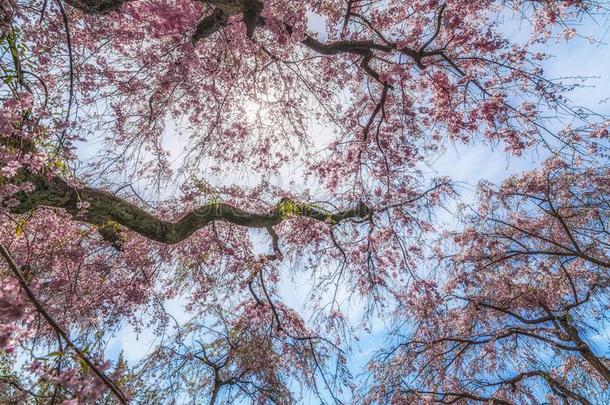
(12, 173, 371, 245)
(300, 37, 392, 56)
(63, 0, 129, 14)
(297, 30, 432, 70)
(558, 317, 610, 382)
(193, 8, 228, 43)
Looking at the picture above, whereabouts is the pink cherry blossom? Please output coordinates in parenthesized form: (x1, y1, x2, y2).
(1, 0, 609, 403)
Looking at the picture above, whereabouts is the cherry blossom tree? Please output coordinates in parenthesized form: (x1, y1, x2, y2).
(1, 0, 609, 403)
(366, 159, 610, 404)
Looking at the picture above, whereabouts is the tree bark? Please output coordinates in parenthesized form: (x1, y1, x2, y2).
(11, 173, 371, 245)
(560, 318, 610, 383)
(63, 0, 130, 14)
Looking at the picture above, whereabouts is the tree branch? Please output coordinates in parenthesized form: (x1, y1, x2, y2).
(63, 0, 129, 14)
(12, 173, 371, 246)
(0, 243, 128, 404)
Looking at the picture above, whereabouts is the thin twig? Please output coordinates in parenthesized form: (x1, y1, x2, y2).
(0, 242, 128, 404)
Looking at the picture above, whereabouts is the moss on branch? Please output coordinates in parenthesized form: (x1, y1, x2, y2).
(11, 174, 371, 245)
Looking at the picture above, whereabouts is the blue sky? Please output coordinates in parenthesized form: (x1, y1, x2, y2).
(97, 7, 610, 404)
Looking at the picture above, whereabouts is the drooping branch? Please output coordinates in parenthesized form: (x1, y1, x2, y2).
(12, 173, 371, 246)
(0, 243, 128, 404)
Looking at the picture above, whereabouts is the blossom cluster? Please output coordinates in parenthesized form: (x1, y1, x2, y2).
(0, 278, 32, 353)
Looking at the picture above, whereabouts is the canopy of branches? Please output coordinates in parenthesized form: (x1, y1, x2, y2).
(1, 0, 610, 404)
